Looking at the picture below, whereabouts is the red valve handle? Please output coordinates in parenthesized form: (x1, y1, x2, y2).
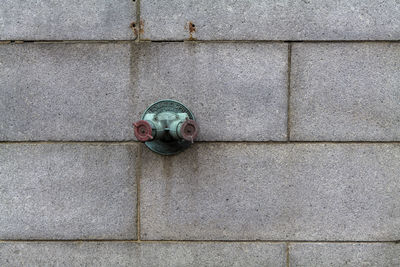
(133, 120, 153, 142)
(180, 119, 199, 143)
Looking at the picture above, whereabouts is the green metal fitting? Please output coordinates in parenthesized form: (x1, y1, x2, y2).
(133, 100, 199, 155)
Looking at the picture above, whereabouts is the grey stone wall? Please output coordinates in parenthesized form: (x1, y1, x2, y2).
(0, 0, 399, 266)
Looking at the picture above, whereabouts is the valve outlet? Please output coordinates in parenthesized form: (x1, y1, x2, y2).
(133, 120, 153, 142)
(180, 119, 199, 143)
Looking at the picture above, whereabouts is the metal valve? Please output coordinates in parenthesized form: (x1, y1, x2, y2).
(133, 100, 199, 155)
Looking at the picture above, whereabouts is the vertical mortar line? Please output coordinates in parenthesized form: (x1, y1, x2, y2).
(136, 0, 141, 42)
(130, 0, 141, 239)
(129, 0, 141, 237)
(286, 42, 292, 142)
(136, 144, 142, 241)
(286, 242, 290, 267)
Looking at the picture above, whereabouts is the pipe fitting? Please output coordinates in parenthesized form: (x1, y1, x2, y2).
(133, 100, 199, 155)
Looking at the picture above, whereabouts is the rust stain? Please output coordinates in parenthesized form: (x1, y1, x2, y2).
(189, 22, 196, 33)
(130, 21, 138, 36)
(162, 156, 173, 179)
(187, 21, 197, 41)
(131, 20, 144, 37)
(139, 20, 145, 34)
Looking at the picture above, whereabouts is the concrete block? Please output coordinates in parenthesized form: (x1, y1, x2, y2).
(132, 42, 288, 141)
(0, 43, 135, 141)
(290, 43, 400, 141)
(0, 0, 136, 40)
(0, 242, 286, 266)
(141, 0, 400, 40)
(290, 243, 400, 267)
(0, 143, 137, 239)
(140, 143, 400, 240)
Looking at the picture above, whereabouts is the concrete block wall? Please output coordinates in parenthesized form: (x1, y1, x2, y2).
(0, 0, 399, 266)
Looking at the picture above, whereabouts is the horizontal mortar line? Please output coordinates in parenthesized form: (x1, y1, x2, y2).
(0, 240, 398, 244)
(139, 39, 400, 43)
(197, 140, 400, 144)
(289, 39, 400, 43)
(124, 240, 400, 244)
(0, 40, 136, 44)
(0, 240, 138, 243)
(0, 141, 140, 144)
(1, 40, 400, 44)
(1, 141, 400, 145)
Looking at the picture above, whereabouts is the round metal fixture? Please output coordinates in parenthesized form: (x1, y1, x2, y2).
(133, 99, 199, 155)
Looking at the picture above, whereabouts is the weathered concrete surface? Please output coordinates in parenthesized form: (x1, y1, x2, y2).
(0, 242, 286, 267)
(132, 42, 288, 141)
(0, 0, 136, 40)
(0, 144, 137, 239)
(140, 143, 400, 240)
(290, 243, 400, 266)
(290, 43, 400, 141)
(0, 43, 136, 141)
(141, 0, 400, 40)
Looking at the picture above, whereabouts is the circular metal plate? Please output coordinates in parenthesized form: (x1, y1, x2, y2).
(142, 99, 195, 155)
